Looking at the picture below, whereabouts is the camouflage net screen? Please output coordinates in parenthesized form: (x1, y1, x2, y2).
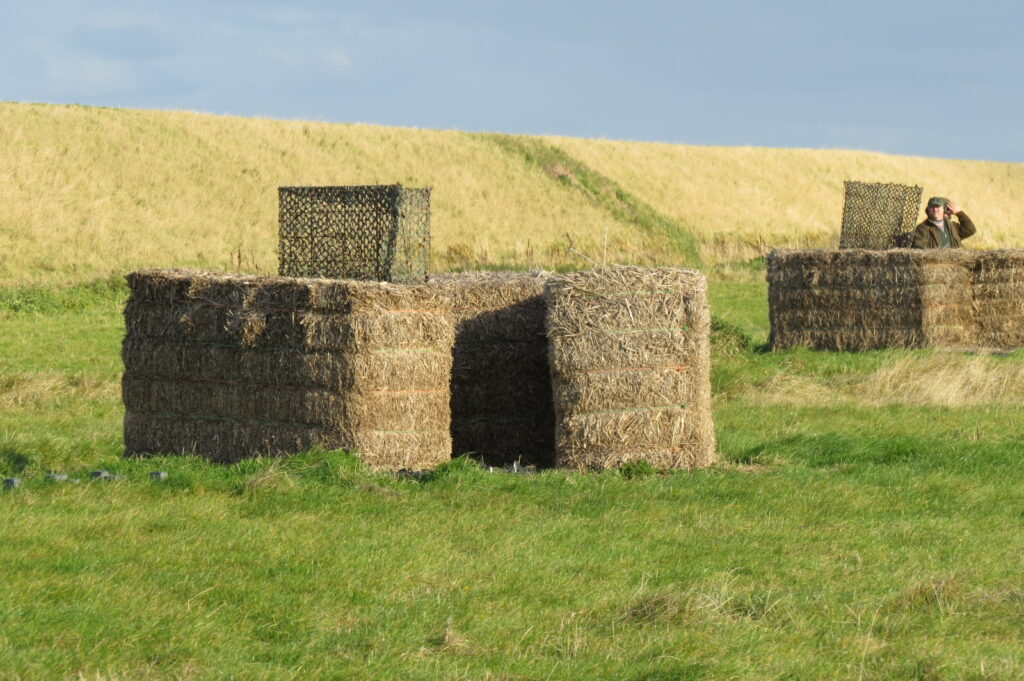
(278, 185, 431, 282)
(839, 181, 922, 250)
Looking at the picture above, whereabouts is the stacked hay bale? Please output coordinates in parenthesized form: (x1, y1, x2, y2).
(919, 251, 977, 348)
(544, 266, 716, 471)
(768, 249, 976, 351)
(434, 272, 555, 467)
(122, 269, 454, 468)
(971, 250, 1024, 348)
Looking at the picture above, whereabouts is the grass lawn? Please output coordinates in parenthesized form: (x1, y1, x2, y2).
(2, 270, 1024, 680)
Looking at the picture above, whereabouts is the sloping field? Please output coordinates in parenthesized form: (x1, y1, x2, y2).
(0, 103, 643, 285)
(3, 101, 1024, 286)
(546, 135, 1024, 262)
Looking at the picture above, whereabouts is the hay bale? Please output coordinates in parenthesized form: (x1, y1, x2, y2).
(544, 266, 715, 471)
(123, 269, 454, 469)
(971, 250, 1024, 348)
(768, 249, 974, 350)
(432, 272, 555, 467)
(768, 249, 1024, 351)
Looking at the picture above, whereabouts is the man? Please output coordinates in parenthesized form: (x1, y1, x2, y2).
(911, 196, 976, 248)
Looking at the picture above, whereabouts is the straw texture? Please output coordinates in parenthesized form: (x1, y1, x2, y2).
(122, 269, 454, 468)
(544, 266, 715, 471)
(768, 249, 1024, 350)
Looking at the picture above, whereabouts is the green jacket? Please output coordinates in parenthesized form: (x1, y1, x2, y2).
(911, 212, 977, 248)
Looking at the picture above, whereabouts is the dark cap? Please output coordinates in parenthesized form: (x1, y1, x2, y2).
(927, 196, 950, 207)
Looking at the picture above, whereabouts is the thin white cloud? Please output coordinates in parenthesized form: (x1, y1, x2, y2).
(321, 49, 353, 71)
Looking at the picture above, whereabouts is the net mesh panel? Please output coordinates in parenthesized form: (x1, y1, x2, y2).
(278, 185, 431, 282)
(839, 181, 922, 249)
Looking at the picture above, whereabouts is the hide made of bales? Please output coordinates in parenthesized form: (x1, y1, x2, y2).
(768, 249, 1024, 351)
(544, 266, 716, 471)
(434, 272, 555, 468)
(122, 269, 453, 469)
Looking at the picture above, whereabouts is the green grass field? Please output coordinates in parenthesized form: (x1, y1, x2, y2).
(3, 270, 1024, 680)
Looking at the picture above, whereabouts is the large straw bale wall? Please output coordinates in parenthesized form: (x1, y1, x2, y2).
(971, 250, 1024, 348)
(122, 269, 454, 468)
(432, 272, 555, 467)
(544, 266, 716, 471)
(768, 249, 1024, 350)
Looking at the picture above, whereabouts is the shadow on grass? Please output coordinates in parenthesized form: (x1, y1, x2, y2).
(731, 433, 925, 468)
(1, 450, 32, 474)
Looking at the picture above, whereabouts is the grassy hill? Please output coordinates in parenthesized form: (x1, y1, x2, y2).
(3, 101, 1023, 286)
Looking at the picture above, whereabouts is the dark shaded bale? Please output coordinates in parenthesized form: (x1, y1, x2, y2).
(431, 272, 555, 467)
(124, 412, 333, 462)
(544, 266, 715, 471)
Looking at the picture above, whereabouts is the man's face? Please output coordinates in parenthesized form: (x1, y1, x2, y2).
(926, 203, 946, 221)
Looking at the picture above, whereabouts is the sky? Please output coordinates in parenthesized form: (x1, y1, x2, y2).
(2, 0, 1023, 163)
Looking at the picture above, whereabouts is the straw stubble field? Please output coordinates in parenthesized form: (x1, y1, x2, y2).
(5, 271, 1024, 679)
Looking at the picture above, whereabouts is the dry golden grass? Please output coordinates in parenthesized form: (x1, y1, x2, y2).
(4, 101, 1024, 285)
(545, 136, 1024, 263)
(741, 352, 1024, 407)
(0, 372, 117, 409)
(0, 103, 633, 285)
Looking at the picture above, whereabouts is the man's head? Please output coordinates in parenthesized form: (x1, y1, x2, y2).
(926, 196, 951, 222)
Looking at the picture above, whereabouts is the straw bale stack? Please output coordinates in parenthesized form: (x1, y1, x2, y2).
(432, 272, 554, 467)
(768, 249, 1024, 350)
(544, 266, 715, 471)
(971, 250, 1024, 348)
(122, 269, 454, 468)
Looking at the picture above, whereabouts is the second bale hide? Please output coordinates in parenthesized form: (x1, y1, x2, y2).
(544, 266, 716, 471)
(768, 249, 1024, 350)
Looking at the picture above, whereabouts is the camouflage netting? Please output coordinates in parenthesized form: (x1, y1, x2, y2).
(839, 181, 922, 250)
(544, 266, 716, 471)
(432, 272, 555, 468)
(278, 185, 430, 283)
(768, 249, 1024, 350)
(123, 269, 454, 468)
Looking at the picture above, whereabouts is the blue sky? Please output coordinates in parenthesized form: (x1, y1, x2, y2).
(2, 0, 1022, 162)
